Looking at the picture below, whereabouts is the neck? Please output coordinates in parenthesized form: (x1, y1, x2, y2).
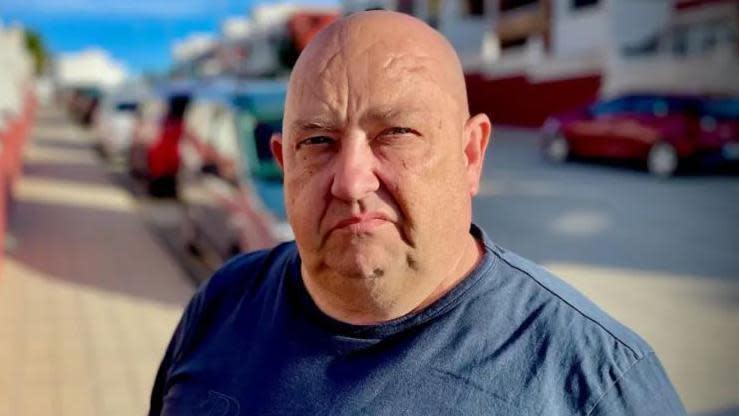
(301, 234, 484, 325)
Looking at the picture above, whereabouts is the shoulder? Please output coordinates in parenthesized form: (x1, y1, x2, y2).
(179, 242, 298, 337)
(198, 242, 297, 300)
(470, 239, 680, 412)
(488, 244, 652, 359)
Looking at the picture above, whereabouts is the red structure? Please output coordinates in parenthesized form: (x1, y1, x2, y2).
(287, 12, 339, 52)
(466, 72, 601, 128)
(0, 86, 37, 276)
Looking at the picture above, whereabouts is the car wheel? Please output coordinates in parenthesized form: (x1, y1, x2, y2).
(545, 135, 569, 163)
(186, 240, 202, 257)
(148, 176, 178, 198)
(647, 142, 678, 178)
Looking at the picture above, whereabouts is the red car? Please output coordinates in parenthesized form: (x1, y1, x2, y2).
(541, 94, 739, 177)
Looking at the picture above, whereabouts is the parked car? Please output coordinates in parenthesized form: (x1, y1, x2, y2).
(698, 97, 739, 165)
(179, 80, 292, 263)
(94, 85, 150, 160)
(541, 94, 739, 177)
(129, 82, 193, 196)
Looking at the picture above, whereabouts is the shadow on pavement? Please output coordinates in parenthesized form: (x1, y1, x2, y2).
(6, 108, 194, 306)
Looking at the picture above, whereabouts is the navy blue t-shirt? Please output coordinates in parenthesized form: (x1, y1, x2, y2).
(150, 225, 686, 415)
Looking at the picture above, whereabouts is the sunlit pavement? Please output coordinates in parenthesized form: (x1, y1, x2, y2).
(475, 128, 739, 415)
(0, 106, 194, 416)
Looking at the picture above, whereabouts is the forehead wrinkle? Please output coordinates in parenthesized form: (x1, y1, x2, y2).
(348, 36, 464, 118)
(343, 35, 439, 81)
(287, 10, 470, 137)
(358, 109, 428, 134)
(298, 79, 342, 115)
(301, 34, 354, 126)
(384, 53, 434, 76)
(288, 57, 349, 138)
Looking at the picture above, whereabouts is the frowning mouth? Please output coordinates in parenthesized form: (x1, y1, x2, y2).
(330, 213, 391, 234)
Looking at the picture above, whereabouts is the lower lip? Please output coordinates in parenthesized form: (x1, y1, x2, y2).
(335, 218, 389, 233)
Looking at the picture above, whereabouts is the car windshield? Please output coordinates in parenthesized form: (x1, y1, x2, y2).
(80, 87, 101, 98)
(590, 98, 630, 116)
(590, 96, 696, 117)
(701, 98, 739, 120)
(253, 119, 282, 162)
(252, 178, 287, 221)
(115, 102, 138, 112)
(233, 86, 286, 181)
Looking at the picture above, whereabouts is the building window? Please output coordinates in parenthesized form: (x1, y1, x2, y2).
(501, 37, 528, 50)
(571, 0, 598, 9)
(428, 0, 441, 27)
(397, 0, 414, 14)
(671, 26, 689, 57)
(466, 0, 485, 16)
(500, 0, 538, 12)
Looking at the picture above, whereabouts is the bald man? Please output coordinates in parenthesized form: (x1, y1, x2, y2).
(150, 11, 685, 415)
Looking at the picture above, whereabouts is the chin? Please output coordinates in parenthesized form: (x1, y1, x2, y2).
(324, 241, 394, 280)
(330, 254, 386, 280)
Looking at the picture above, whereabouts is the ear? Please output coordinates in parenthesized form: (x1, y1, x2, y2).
(462, 113, 491, 196)
(270, 132, 285, 171)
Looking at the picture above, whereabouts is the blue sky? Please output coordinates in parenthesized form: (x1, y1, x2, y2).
(1, 0, 338, 75)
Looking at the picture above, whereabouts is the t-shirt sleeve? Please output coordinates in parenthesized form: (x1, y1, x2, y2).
(588, 352, 687, 416)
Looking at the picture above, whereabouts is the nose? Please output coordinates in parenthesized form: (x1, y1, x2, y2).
(330, 137, 380, 202)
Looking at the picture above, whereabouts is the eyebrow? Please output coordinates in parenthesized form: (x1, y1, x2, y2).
(363, 108, 401, 123)
(289, 106, 426, 134)
(289, 118, 340, 133)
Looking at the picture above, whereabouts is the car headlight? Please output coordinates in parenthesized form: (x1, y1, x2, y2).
(700, 116, 717, 132)
(542, 118, 560, 136)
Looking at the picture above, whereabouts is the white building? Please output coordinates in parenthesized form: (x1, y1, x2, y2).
(55, 48, 128, 89)
(235, 2, 338, 76)
(341, 0, 738, 126)
(172, 2, 339, 79)
(241, 3, 300, 76)
(171, 4, 299, 78)
(172, 33, 220, 77)
(604, 0, 739, 96)
(342, 0, 494, 68)
(0, 22, 34, 123)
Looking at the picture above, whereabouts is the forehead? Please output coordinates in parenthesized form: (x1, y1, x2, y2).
(286, 32, 450, 125)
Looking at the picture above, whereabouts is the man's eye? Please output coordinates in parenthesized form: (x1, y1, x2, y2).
(384, 127, 414, 136)
(298, 136, 334, 148)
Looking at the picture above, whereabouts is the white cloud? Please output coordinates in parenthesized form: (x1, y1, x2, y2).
(56, 47, 129, 87)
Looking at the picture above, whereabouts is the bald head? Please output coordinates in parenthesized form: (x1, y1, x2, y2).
(272, 10, 491, 324)
(286, 11, 470, 128)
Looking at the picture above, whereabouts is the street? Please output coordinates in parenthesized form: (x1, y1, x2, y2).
(1, 108, 737, 415)
(476, 128, 739, 280)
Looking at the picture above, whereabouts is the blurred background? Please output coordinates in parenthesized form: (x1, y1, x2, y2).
(0, 0, 737, 415)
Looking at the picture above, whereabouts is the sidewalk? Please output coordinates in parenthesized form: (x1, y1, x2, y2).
(0, 106, 194, 416)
